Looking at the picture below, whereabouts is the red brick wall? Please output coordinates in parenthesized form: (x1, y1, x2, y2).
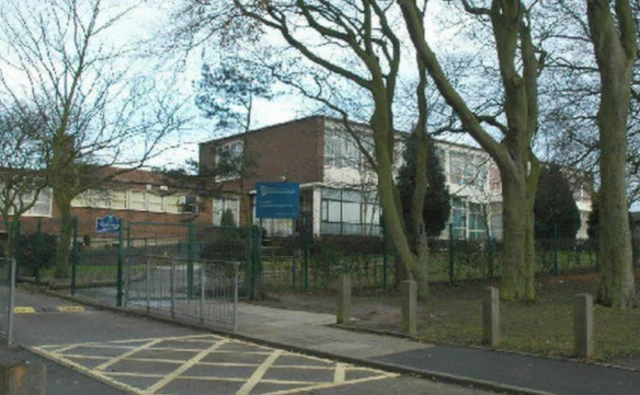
(200, 116, 326, 227)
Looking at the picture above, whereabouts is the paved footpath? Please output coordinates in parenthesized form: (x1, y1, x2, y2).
(235, 304, 640, 395)
(7, 289, 491, 395)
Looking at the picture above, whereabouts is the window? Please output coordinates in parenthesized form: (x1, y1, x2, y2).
(110, 191, 127, 210)
(449, 151, 488, 187)
(468, 203, 486, 240)
(24, 189, 52, 217)
(213, 197, 239, 226)
(129, 190, 146, 211)
(215, 140, 244, 181)
(165, 195, 183, 214)
(147, 193, 163, 212)
(320, 188, 381, 236)
(324, 130, 360, 169)
(451, 198, 466, 239)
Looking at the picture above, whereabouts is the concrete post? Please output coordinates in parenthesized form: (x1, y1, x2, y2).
(574, 293, 593, 358)
(482, 287, 500, 346)
(402, 280, 417, 337)
(0, 362, 46, 395)
(336, 273, 351, 324)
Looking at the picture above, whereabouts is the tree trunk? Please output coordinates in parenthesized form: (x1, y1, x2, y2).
(596, 88, 635, 307)
(54, 202, 72, 278)
(500, 171, 536, 301)
(587, 0, 637, 308)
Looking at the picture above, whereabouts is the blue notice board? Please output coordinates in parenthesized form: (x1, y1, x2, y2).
(96, 215, 121, 233)
(256, 182, 300, 219)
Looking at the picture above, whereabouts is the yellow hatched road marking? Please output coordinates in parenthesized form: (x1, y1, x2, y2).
(13, 306, 35, 313)
(143, 339, 230, 394)
(33, 334, 398, 395)
(237, 349, 283, 395)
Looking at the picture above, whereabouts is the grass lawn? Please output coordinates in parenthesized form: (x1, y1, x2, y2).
(418, 273, 640, 362)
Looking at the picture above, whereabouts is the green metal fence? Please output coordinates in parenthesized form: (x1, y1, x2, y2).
(0, 257, 16, 345)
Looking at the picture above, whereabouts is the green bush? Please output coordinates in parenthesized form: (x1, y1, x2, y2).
(16, 232, 58, 277)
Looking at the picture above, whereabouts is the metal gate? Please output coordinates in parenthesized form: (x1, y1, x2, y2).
(125, 255, 240, 331)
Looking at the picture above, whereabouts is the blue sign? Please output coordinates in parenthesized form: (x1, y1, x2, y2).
(96, 215, 121, 233)
(256, 182, 300, 219)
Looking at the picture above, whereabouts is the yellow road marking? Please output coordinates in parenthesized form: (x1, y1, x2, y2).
(57, 306, 85, 312)
(237, 349, 283, 395)
(143, 338, 230, 394)
(334, 363, 346, 384)
(30, 346, 145, 395)
(260, 374, 397, 395)
(34, 334, 397, 395)
(95, 338, 166, 371)
(13, 306, 35, 314)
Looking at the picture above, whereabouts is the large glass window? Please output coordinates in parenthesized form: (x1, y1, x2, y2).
(320, 188, 381, 236)
(468, 203, 486, 240)
(451, 198, 466, 239)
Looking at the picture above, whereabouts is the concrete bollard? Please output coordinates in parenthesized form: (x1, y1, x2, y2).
(574, 293, 593, 358)
(402, 280, 417, 337)
(336, 273, 351, 324)
(482, 287, 500, 346)
(0, 362, 46, 395)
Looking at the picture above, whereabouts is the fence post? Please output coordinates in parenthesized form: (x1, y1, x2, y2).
(402, 280, 417, 337)
(303, 217, 310, 291)
(336, 273, 351, 324)
(12, 221, 21, 276)
(199, 261, 205, 325)
(382, 229, 388, 289)
(116, 221, 124, 307)
(70, 217, 78, 296)
(251, 226, 262, 299)
(8, 258, 16, 346)
(124, 223, 132, 307)
(482, 287, 500, 346)
(35, 218, 42, 285)
(145, 256, 151, 314)
(187, 222, 195, 299)
(448, 223, 454, 285)
(553, 224, 559, 277)
(245, 226, 252, 298)
(170, 257, 176, 319)
(574, 293, 593, 358)
(233, 262, 239, 332)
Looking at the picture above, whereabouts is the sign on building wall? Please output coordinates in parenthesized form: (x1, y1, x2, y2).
(256, 182, 300, 219)
(96, 215, 121, 233)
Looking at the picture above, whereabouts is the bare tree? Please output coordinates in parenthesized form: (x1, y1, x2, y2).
(0, 0, 190, 277)
(0, 101, 49, 256)
(400, 0, 545, 301)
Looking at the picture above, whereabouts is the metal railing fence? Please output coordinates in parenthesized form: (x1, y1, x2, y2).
(125, 255, 239, 331)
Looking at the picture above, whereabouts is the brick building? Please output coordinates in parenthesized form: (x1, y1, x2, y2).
(200, 116, 594, 240)
(0, 168, 208, 240)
